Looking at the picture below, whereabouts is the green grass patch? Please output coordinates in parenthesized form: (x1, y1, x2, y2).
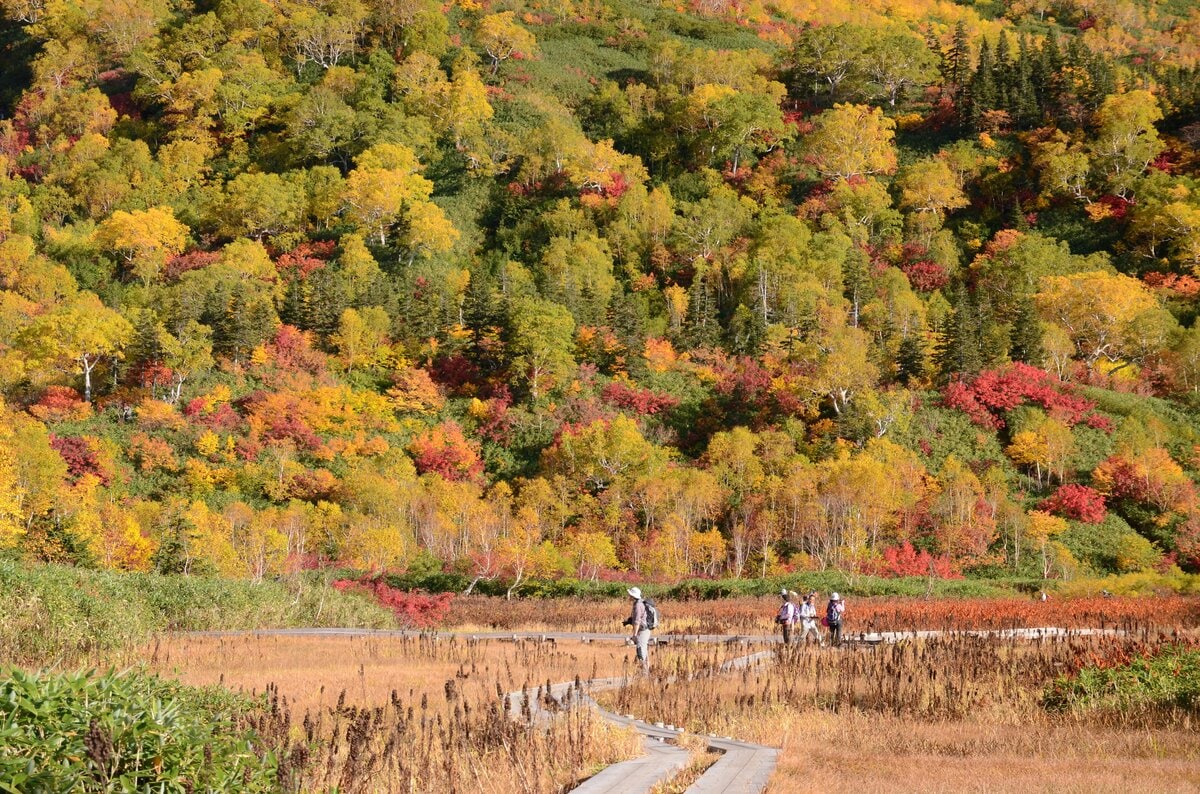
(0, 562, 394, 667)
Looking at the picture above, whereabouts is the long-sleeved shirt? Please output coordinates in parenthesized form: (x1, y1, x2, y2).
(628, 598, 647, 631)
(799, 602, 818, 623)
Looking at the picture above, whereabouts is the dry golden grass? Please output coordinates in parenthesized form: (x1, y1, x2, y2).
(147, 633, 635, 714)
(145, 634, 646, 793)
(651, 731, 721, 794)
(600, 633, 1200, 794)
(761, 709, 1200, 794)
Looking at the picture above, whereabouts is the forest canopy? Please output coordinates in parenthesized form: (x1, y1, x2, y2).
(0, 0, 1199, 586)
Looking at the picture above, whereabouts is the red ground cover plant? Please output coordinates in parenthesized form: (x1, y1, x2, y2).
(443, 594, 1200, 633)
(333, 575, 453, 628)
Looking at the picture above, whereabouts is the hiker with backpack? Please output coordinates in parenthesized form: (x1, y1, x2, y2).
(825, 593, 845, 646)
(775, 588, 798, 644)
(798, 591, 824, 646)
(623, 587, 657, 673)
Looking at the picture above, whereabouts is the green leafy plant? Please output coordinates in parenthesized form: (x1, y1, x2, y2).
(0, 668, 276, 793)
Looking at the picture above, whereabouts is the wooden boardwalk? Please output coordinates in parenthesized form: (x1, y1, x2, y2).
(507, 664, 780, 794)
(195, 626, 1126, 792)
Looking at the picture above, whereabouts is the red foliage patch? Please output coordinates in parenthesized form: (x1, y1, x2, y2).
(409, 420, 484, 482)
(274, 241, 336, 280)
(332, 575, 453, 628)
(430, 354, 482, 396)
(942, 363, 1107, 430)
(165, 250, 220, 281)
(48, 434, 109, 485)
(1094, 194, 1132, 221)
(266, 325, 326, 374)
(475, 394, 514, 444)
(601, 380, 678, 415)
(288, 468, 341, 502)
(870, 542, 963, 579)
(899, 260, 949, 292)
(1038, 483, 1107, 524)
(1142, 272, 1200, 299)
(29, 386, 90, 422)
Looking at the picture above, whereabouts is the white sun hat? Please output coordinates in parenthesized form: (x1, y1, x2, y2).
(627, 587, 642, 599)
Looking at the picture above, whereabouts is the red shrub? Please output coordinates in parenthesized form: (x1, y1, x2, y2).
(942, 363, 1107, 430)
(601, 381, 678, 415)
(899, 260, 949, 292)
(872, 542, 963, 579)
(275, 241, 335, 280)
(48, 434, 109, 485)
(333, 576, 453, 628)
(165, 250, 219, 280)
(29, 386, 91, 422)
(267, 325, 326, 373)
(1039, 484, 1107, 524)
(409, 420, 483, 482)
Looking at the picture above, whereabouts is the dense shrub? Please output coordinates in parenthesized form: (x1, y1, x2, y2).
(332, 575, 453, 627)
(1039, 484, 1108, 523)
(0, 668, 276, 792)
(1044, 645, 1200, 715)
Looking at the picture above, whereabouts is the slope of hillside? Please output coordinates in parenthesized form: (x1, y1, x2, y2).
(0, 0, 1198, 587)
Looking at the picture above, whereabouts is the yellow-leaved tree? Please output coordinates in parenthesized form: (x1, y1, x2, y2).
(95, 206, 189, 285)
(341, 143, 459, 260)
(476, 11, 536, 75)
(0, 406, 26, 548)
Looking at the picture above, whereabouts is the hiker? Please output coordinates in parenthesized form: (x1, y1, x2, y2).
(775, 588, 798, 644)
(826, 592, 845, 646)
(798, 591, 824, 647)
(623, 586, 652, 674)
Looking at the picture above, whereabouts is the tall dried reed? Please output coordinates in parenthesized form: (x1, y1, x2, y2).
(606, 629, 1197, 726)
(152, 634, 643, 793)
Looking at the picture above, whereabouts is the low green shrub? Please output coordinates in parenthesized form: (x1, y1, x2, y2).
(1057, 570, 1200, 597)
(0, 668, 275, 793)
(0, 562, 394, 666)
(1043, 645, 1200, 716)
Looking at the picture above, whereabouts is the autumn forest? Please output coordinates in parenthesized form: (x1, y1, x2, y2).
(1, 0, 1200, 590)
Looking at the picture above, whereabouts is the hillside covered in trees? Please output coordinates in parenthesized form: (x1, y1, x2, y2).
(0, 0, 1199, 588)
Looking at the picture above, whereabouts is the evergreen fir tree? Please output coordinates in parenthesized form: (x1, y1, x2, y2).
(897, 333, 926, 385)
(994, 33, 1013, 118)
(608, 289, 648, 356)
(936, 284, 983, 382)
(1037, 32, 1063, 123)
(726, 303, 764, 356)
(944, 21, 972, 121)
(968, 37, 998, 131)
(1012, 36, 1040, 128)
(1009, 297, 1045, 366)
